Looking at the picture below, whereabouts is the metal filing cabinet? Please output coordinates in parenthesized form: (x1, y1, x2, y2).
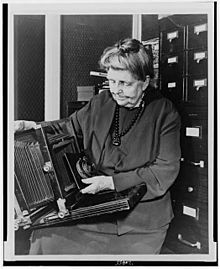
(159, 15, 209, 254)
(160, 21, 185, 104)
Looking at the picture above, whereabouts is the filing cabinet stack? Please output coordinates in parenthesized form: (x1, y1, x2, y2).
(159, 15, 209, 253)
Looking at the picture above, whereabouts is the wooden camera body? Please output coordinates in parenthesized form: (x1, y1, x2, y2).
(14, 120, 147, 231)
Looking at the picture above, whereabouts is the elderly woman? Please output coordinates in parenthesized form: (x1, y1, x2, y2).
(16, 38, 181, 255)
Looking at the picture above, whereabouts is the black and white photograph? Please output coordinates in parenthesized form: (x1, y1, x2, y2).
(2, 0, 218, 266)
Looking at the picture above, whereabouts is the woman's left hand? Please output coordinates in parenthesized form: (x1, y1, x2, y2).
(14, 120, 37, 132)
(81, 176, 115, 194)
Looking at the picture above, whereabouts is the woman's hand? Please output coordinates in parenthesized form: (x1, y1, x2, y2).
(80, 175, 115, 194)
(14, 120, 37, 132)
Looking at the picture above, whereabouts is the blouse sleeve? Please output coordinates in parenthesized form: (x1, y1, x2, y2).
(112, 106, 181, 201)
(66, 100, 94, 144)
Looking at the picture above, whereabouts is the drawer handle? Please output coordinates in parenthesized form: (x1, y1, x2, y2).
(178, 234, 201, 249)
(187, 186, 194, 192)
(190, 160, 204, 168)
(180, 158, 205, 168)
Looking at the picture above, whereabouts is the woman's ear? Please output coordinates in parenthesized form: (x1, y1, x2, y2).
(143, 75, 150, 89)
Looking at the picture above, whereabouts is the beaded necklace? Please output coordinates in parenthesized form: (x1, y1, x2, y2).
(112, 96, 145, 146)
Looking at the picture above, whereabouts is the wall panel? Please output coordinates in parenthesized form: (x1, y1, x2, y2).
(60, 15, 132, 118)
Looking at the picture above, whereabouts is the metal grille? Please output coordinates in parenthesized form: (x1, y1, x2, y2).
(14, 15, 45, 122)
(60, 15, 132, 118)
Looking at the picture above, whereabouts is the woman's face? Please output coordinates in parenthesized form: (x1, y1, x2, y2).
(107, 68, 149, 108)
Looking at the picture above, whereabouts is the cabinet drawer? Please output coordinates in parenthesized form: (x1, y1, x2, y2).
(177, 163, 208, 187)
(180, 104, 208, 119)
(172, 175, 208, 205)
(181, 118, 208, 155)
(160, 52, 184, 78)
(180, 153, 208, 176)
(164, 212, 208, 254)
(181, 202, 208, 225)
(187, 22, 207, 49)
(179, 104, 208, 154)
(187, 49, 208, 76)
(173, 202, 208, 231)
(172, 163, 208, 203)
(161, 27, 185, 54)
(186, 76, 208, 105)
(183, 116, 207, 140)
(161, 77, 184, 103)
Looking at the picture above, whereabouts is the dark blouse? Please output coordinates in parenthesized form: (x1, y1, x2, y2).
(100, 106, 140, 175)
(67, 88, 181, 233)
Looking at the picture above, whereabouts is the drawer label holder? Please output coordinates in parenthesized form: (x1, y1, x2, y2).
(194, 51, 207, 63)
(168, 56, 178, 64)
(186, 126, 201, 138)
(194, 23, 207, 35)
(183, 205, 199, 220)
(193, 78, 207, 91)
(168, 82, 176, 88)
(167, 31, 179, 42)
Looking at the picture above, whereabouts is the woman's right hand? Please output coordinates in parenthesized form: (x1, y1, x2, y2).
(14, 120, 37, 132)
